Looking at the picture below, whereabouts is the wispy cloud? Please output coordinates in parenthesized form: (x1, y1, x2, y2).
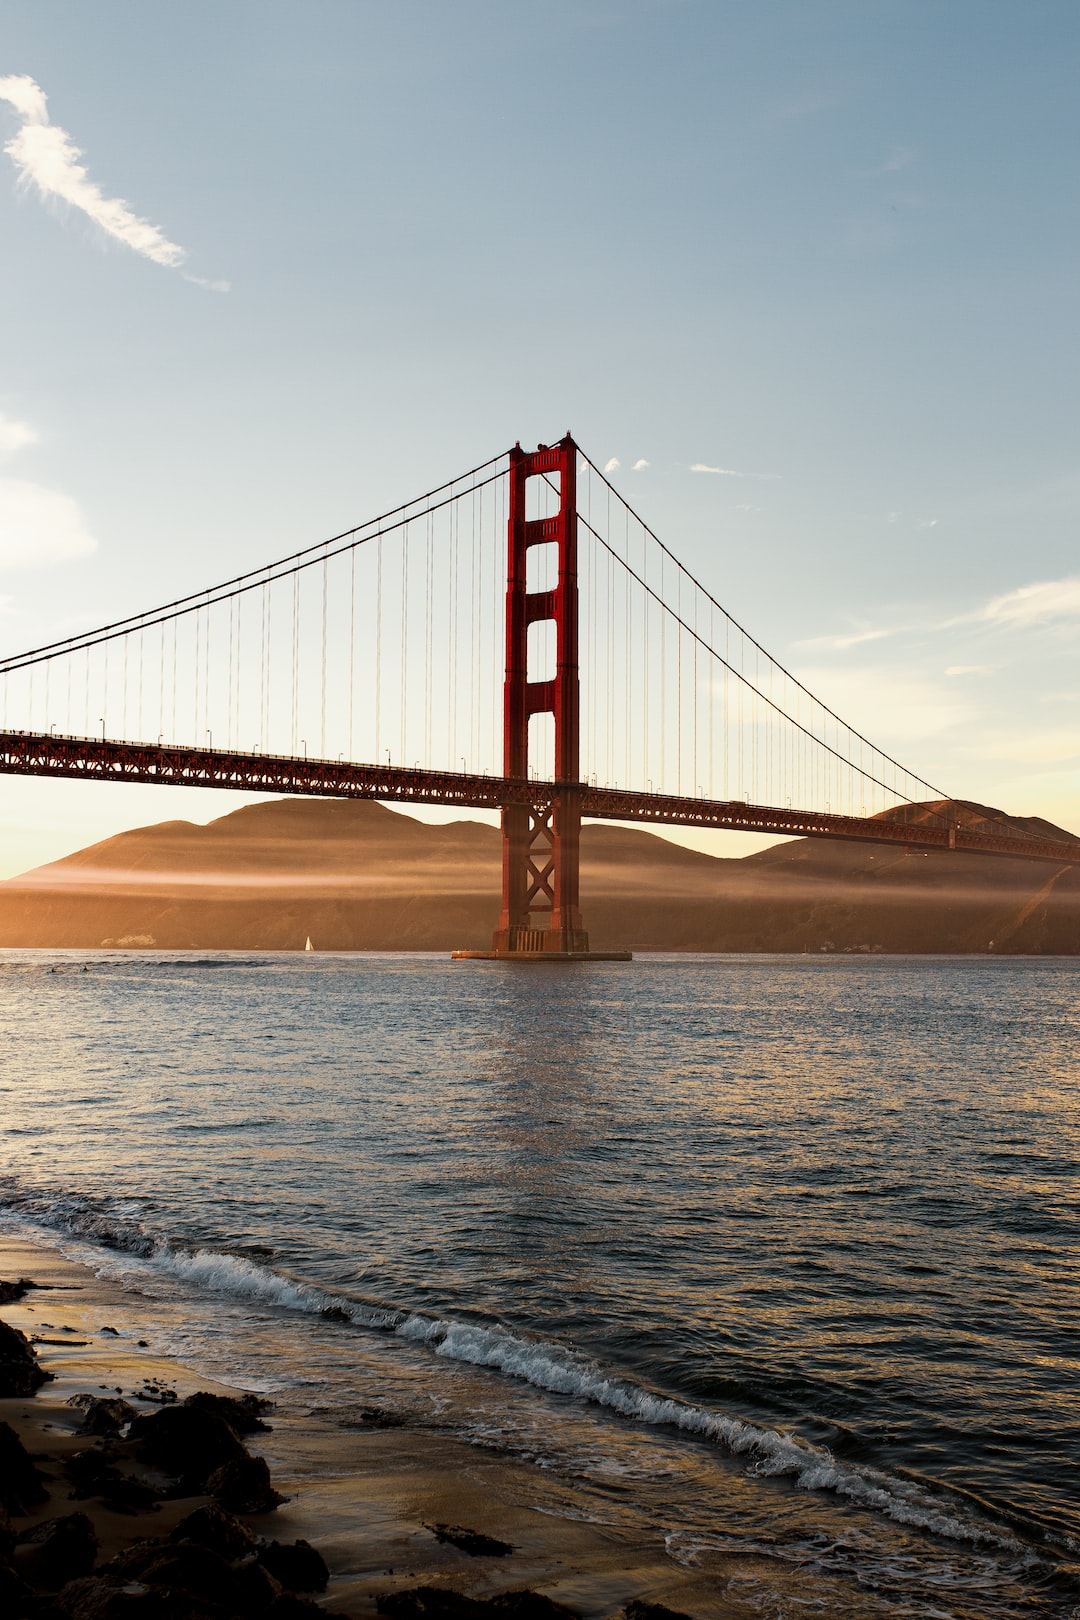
(950, 577, 1080, 630)
(690, 463, 779, 480)
(0, 479, 97, 569)
(0, 73, 226, 288)
(603, 457, 620, 473)
(0, 411, 39, 456)
(793, 665, 971, 744)
(0, 408, 97, 569)
(980, 729, 1080, 766)
(798, 628, 893, 652)
(860, 144, 914, 177)
(882, 144, 914, 172)
(945, 664, 993, 677)
(183, 274, 231, 293)
(632, 458, 649, 471)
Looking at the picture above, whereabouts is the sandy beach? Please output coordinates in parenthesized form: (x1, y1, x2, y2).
(1, 1230, 761, 1620)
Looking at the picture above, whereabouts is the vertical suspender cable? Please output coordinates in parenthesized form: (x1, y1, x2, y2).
(204, 594, 211, 746)
(375, 537, 383, 765)
(425, 511, 433, 770)
(348, 546, 356, 763)
(320, 551, 328, 758)
(291, 572, 300, 754)
(400, 519, 409, 764)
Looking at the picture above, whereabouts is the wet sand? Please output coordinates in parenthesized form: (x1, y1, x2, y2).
(1, 1231, 756, 1619)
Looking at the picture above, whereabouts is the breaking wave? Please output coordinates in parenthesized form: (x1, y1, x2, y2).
(0, 1182, 1046, 1559)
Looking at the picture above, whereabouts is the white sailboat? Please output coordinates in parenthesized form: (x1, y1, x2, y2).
(304, 936, 314, 952)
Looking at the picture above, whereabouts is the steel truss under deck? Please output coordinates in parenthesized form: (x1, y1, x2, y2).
(2, 729, 1077, 867)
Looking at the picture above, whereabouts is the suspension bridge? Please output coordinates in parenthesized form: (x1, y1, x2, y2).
(2, 434, 1076, 959)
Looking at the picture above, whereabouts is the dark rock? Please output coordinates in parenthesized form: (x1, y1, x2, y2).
(100, 1478, 163, 1516)
(100, 1542, 279, 1618)
(95, 1542, 247, 1615)
(0, 1552, 34, 1609)
(0, 1278, 39, 1304)
(16, 1512, 98, 1587)
(0, 1318, 52, 1397)
(0, 1421, 51, 1513)
(256, 1539, 329, 1591)
(267, 1596, 349, 1619)
(92, 1538, 166, 1583)
(52, 1579, 139, 1620)
(183, 1391, 272, 1436)
(0, 1502, 14, 1557)
(98, 1328, 119, 1337)
(76, 1399, 137, 1438)
(128, 1404, 247, 1484)
(233, 1554, 283, 1613)
(205, 1454, 285, 1514)
(377, 1589, 487, 1620)
(355, 1406, 407, 1429)
(487, 1594, 580, 1620)
(63, 1447, 118, 1495)
(170, 1502, 256, 1561)
(63, 1448, 162, 1514)
(427, 1524, 513, 1558)
(104, 1542, 234, 1600)
(58, 1573, 232, 1619)
(133, 1382, 178, 1406)
(623, 1606, 695, 1620)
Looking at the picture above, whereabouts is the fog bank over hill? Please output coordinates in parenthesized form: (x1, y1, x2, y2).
(0, 798, 1078, 954)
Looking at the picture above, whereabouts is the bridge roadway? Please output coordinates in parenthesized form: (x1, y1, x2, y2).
(2, 730, 1077, 866)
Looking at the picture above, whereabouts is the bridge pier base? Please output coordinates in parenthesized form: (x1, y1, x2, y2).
(452, 951, 632, 961)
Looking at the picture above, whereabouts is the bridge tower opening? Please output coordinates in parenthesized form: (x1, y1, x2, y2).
(454, 434, 630, 962)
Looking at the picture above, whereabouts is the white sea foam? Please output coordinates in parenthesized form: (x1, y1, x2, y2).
(142, 1246, 318, 1312)
(126, 1241, 403, 1332)
(396, 1313, 1026, 1553)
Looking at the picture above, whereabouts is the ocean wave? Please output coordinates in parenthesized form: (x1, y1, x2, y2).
(394, 1314, 1029, 1554)
(173, 1120, 275, 1133)
(0, 1187, 404, 1329)
(0, 1187, 157, 1257)
(0, 1186, 1052, 1560)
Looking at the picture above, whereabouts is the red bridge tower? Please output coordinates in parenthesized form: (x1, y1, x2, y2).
(455, 434, 629, 962)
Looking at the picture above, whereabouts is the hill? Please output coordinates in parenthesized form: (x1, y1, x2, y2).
(0, 796, 1077, 953)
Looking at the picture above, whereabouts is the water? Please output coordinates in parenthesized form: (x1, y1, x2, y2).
(1, 951, 1078, 1616)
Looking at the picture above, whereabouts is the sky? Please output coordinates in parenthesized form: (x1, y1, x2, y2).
(1, 0, 1078, 876)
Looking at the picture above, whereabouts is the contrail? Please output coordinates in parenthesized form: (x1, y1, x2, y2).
(0, 73, 226, 287)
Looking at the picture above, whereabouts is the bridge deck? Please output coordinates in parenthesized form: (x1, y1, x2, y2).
(1, 731, 1076, 866)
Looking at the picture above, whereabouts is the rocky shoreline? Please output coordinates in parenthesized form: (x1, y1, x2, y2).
(0, 1237, 745, 1620)
(2, 1285, 339, 1618)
